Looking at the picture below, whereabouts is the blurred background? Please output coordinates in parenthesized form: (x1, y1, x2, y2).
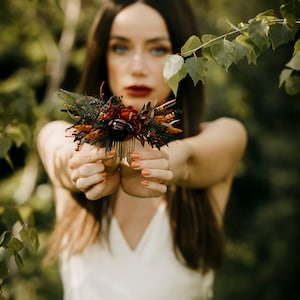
(0, 0, 299, 299)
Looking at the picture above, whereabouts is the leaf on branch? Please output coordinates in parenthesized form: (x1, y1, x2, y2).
(0, 231, 12, 248)
(235, 34, 259, 64)
(1, 207, 21, 229)
(5, 123, 32, 148)
(279, 68, 293, 87)
(6, 237, 24, 254)
(164, 54, 187, 95)
(269, 23, 294, 50)
(13, 251, 24, 270)
(232, 40, 249, 63)
(286, 51, 300, 70)
(293, 38, 300, 55)
(185, 56, 207, 86)
(20, 225, 39, 253)
(0, 134, 12, 159)
(280, 1, 300, 26)
(210, 39, 236, 71)
(181, 35, 202, 57)
(0, 263, 8, 280)
(284, 75, 300, 95)
(254, 9, 276, 21)
(248, 20, 270, 51)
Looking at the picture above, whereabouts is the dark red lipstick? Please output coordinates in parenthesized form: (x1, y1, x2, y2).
(126, 85, 152, 97)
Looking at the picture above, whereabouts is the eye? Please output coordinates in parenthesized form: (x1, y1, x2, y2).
(110, 44, 129, 54)
(150, 46, 171, 56)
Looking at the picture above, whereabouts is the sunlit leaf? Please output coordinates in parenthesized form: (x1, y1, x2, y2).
(286, 51, 300, 71)
(248, 20, 270, 50)
(164, 54, 187, 95)
(279, 68, 293, 87)
(20, 225, 39, 252)
(181, 35, 202, 57)
(269, 23, 294, 50)
(185, 56, 207, 86)
(6, 238, 24, 254)
(235, 34, 259, 64)
(293, 38, 300, 55)
(201, 34, 219, 48)
(210, 39, 236, 71)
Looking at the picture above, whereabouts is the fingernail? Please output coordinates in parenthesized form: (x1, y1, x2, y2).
(131, 152, 139, 159)
(131, 161, 140, 168)
(141, 180, 149, 187)
(141, 169, 151, 176)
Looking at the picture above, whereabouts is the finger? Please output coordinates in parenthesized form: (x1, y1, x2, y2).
(76, 173, 106, 191)
(131, 149, 169, 161)
(70, 163, 105, 182)
(141, 169, 173, 181)
(70, 146, 114, 168)
(141, 180, 168, 194)
(131, 158, 169, 170)
(85, 183, 107, 201)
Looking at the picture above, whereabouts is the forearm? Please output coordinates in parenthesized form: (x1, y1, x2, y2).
(37, 120, 77, 190)
(167, 118, 247, 189)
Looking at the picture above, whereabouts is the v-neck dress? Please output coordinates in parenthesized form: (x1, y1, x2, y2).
(59, 202, 214, 300)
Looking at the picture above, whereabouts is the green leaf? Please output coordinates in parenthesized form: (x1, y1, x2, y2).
(0, 134, 12, 159)
(5, 123, 32, 148)
(181, 35, 202, 57)
(0, 231, 12, 248)
(269, 23, 294, 50)
(164, 54, 187, 95)
(210, 39, 236, 71)
(0, 263, 8, 280)
(235, 34, 259, 64)
(280, 1, 300, 26)
(248, 20, 270, 51)
(232, 40, 249, 63)
(293, 38, 300, 55)
(1, 207, 21, 229)
(284, 75, 300, 95)
(185, 56, 207, 86)
(279, 68, 293, 87)
(19, 225, 39, 252)
(13, 251, 24, 270)
(6, 237, 24, 254)
(201, 34, 220, 48)
(286, 51, 300, 71)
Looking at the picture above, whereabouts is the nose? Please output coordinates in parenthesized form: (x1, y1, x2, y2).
(130, 52, 148, 77)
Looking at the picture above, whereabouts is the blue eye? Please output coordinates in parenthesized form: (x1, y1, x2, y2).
(111, 44, 128, 54)
(150, 47, 170, 56)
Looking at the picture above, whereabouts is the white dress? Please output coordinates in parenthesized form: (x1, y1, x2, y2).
(60, 202, 214, 300)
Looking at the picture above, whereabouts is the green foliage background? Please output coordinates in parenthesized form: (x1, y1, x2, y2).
(0, 0, 299, 299)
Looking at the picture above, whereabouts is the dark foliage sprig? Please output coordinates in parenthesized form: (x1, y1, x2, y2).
(59, 84, 183, 153)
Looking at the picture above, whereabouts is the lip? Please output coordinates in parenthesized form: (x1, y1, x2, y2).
(125, 85, 153, 97)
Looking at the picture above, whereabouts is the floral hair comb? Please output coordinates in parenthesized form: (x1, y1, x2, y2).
(60, 83, 182, 161)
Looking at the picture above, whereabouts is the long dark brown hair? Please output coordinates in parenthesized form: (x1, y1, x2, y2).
(47, 0, 224, 272)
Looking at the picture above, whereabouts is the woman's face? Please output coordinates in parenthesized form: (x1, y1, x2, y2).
(106, 3, 172, 110)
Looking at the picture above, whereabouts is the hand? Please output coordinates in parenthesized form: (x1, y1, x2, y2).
(120, 149, 173, 198)
(69, 144, 120, 200)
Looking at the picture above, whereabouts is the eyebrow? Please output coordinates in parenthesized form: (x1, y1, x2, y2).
(109, 35, 171, 44)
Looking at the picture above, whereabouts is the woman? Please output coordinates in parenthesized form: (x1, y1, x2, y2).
(38, 0, 247, 299)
